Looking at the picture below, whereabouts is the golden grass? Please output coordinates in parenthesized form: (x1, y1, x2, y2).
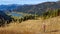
(0, 16, 60, 34)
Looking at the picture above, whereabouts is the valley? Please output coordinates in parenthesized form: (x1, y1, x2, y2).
(0, 1, 60, 34)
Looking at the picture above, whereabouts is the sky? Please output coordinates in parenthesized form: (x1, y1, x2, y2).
(0, 0, 58, 5)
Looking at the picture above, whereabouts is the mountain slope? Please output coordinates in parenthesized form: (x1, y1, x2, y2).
(0, 10, 12, 26)
(14, 1, 60, 15)
(0, 16, 60, 34)
(0, 4, 21, 12)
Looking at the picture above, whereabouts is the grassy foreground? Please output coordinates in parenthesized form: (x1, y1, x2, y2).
(0, 16, 60, 34)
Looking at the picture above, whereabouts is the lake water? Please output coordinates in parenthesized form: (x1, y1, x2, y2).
(11, 13, 23, 17)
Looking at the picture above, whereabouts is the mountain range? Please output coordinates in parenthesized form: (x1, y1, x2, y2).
(0, 1, 60, 15)
(15, 1, 60, 15)
(0, 1, 60, 14)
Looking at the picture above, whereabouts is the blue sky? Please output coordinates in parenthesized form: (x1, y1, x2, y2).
(0, 0, 58, 5)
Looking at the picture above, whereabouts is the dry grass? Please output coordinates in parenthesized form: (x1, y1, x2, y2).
(0, 16, 60, 34)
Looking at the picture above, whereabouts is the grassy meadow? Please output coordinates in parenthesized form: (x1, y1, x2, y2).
(0, 16, 60, 34)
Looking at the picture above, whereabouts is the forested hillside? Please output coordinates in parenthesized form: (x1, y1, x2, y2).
(13, 1, 60, 15)
(0, 10, 12, 26)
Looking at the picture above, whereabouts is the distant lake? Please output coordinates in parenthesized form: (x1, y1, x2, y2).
(10, 13, 23, 17)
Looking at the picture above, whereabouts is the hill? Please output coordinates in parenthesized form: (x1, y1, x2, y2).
(0, 4, 21, 12)
(0, 16, 60, 34)
(13, 1, 60, 15)
(0, 10, 12, 26)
